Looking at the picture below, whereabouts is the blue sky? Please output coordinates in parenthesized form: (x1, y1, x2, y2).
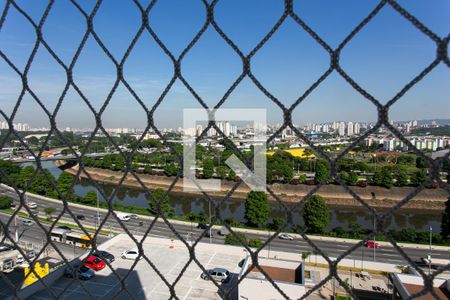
(0, 0, 449, 129)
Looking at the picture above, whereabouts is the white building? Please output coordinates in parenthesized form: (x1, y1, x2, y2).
(347, 121, 354, 136)
(354, 122, 360, 135)
(338, 122, 346, 136)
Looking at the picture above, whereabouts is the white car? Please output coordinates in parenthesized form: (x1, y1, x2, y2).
(278, 233, 294, 240)
(121, 248, 140, 260)
(22, 220, 33, 226)
(201, 268, 231, 283)
(27, 202, 37, 209)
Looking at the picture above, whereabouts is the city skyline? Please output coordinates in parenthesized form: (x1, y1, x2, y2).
(1, 0, 449, 129)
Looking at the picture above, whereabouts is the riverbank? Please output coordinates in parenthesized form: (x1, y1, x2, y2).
(57, 161, 448, 210)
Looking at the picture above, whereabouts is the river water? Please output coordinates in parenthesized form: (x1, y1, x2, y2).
(24, 161, 443, 232)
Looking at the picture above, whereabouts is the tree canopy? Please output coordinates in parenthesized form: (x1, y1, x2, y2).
(303, 194, 330, 233)
(244, 191, 270, 227)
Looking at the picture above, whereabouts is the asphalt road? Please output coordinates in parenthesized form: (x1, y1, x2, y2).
(0, 187, 446, 266)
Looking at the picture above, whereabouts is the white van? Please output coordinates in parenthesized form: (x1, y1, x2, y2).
(116, 213, 131, 221)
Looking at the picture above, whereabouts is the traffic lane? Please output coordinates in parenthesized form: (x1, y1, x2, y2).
(0, 214, 95, 260)
(2, 187, 445, 263)
(29, 210, 440, 266)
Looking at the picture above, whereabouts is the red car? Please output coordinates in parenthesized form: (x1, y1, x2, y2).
(364, 241, 380, 249)
(84, 255, 106, 271)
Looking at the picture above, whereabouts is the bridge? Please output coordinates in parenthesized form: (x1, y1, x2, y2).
(8, 152, 115, 163)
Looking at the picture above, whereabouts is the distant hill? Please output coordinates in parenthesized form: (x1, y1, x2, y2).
(416, 119, 450, 126)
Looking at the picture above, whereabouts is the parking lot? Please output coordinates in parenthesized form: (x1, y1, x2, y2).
(30, 235, 245, 300)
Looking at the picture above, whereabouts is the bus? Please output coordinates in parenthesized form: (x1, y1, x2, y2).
(50, 228, 93, 249)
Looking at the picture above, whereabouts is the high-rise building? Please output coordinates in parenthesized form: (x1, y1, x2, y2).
(353, 122, 360, 135)
(338, 122, 345, 136)
(196, 125, 203, 137)
(405, 123, 411, 133)
(347, 122, 354, 136)
(224, 121, 231, 137)
(332, 121, 339, 131)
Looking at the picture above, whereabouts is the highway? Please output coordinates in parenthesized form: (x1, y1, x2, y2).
(0, 186, 446, 267)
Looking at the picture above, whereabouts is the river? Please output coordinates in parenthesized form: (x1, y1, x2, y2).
(23, 161, 443, 232)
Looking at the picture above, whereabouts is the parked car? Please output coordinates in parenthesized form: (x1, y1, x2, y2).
(27, 202, 37, 209)
(56, 225, 72, 231)
(83, 255, 106, 271)
(129, 214, 139, 220)
(218, 226, 229, 236)
(197, 223, 208, 230)
(22, 220, 33, 226)
(93, 251, 115, 263)
(201, 268, 230, 283)
(16, 254, 24, 264)
(64, 265, 95, 280)
(364, 241, 380, 249)
(76, 215, 86, 220)
(27, 250, 36, 259)
(278, 233, 294, 240)
(121, 248, 140, 260)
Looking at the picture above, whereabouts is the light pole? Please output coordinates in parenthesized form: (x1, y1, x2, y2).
(14, 212, 18, 242)
(428, 226, 432, 275)
(208, 199, 212, 244)
(373, 217, 376, 262)
(95, 188, 100, 232)
(361, 245, 365, 270)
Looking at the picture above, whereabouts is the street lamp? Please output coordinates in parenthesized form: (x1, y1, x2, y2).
(428, 226, 432, 275)
(208, 199, 212, 244)
(373, 217, 376, 262)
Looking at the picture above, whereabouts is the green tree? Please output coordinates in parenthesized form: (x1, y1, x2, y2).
(227, 169, 236, 181)
(202, 159, 214, 179)
(57, 172, 75, 200)
(301, 251, 311, 262)
(0, 160, 21, 184)
(269, 217, 285, 230)
(394, 169, 409, 187)
(411, 169, 428, 186)
(0, 196, 12, 209)
(144, 165, 152, 174)
(224, 232, 247, 246)
(147, 188, 173, 216)
(81, 191, 97, 205)
(164, 163, 178, 177)
(441, 197, 450, 239)
(303, 195, 330, 233)
(17, 165, 35, 189)
(244, 191, 270, 227)
(217, 166, 227, 180)
(44, 206, 56, 219)
(347, 171, 358, 186)
(248, 238, 262, 248)
(30, 170, 57, 197)
(415, 156, 429, 169)
(314, 159, 328, 184)
(373, 167, 393, 188)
